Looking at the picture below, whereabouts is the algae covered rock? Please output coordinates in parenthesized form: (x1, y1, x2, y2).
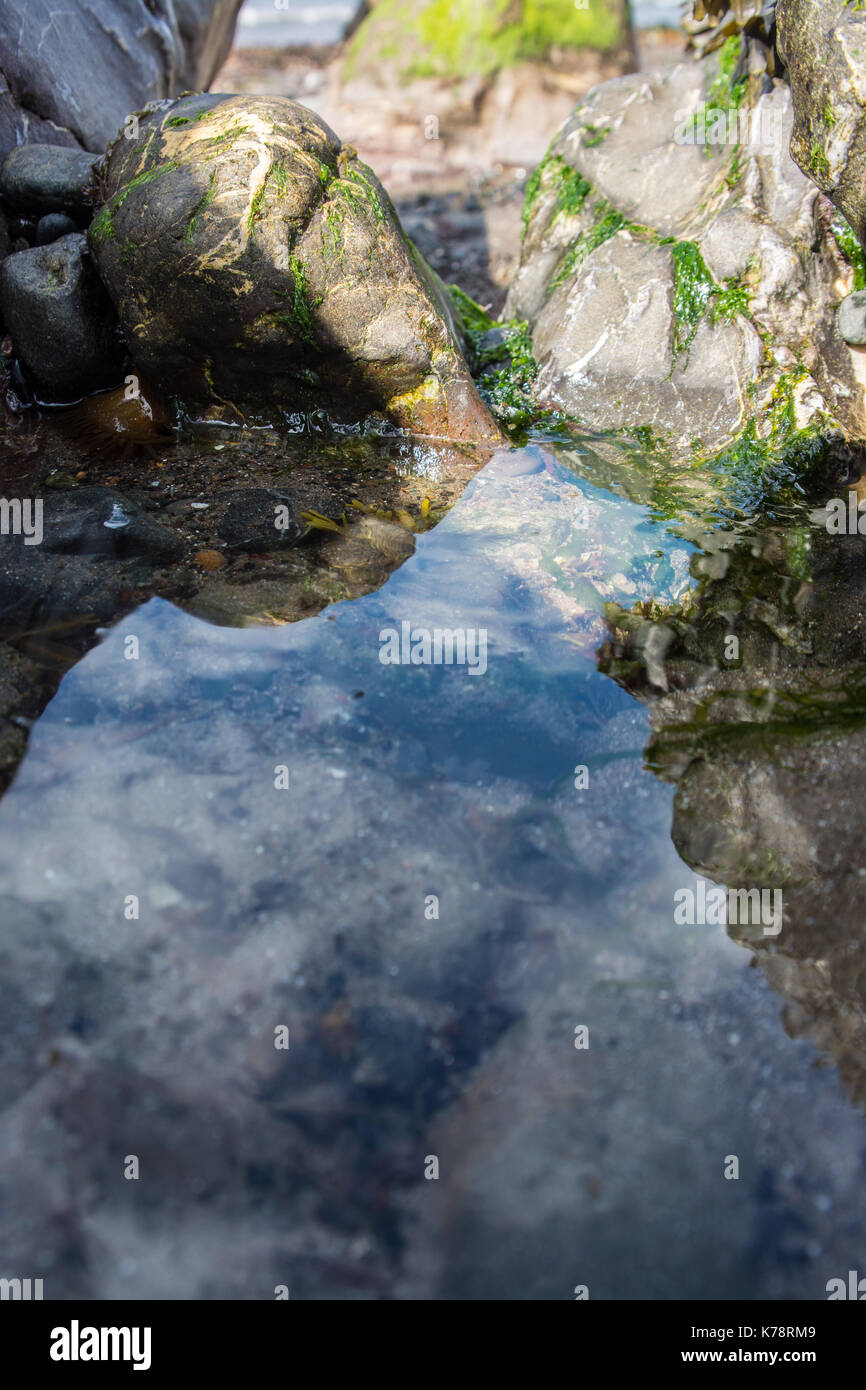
(88, 93, 499, 445)
(507, 44, 866, 462)
(777, 0, 866, 245)
(347, 0, 633, 83)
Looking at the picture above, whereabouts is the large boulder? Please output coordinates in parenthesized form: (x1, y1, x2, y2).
(777, 0, 866, 245)
(88, 93, 499, 443)
(0, 0, 243, 163)
(506, 44, 866, 462)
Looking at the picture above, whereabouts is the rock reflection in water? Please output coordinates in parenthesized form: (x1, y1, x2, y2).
(600, 502, 866, 1109)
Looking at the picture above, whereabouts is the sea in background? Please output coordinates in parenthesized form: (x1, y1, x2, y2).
(233, 0, 684, 49)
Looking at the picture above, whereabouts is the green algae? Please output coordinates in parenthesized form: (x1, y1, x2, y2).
(831, 212, 866, 290)
(446, 286, 552, 434)
(286, 257, 317, 344)
(346, 0, 627, 83)
(697, 371, 836, 514)
(667, 240, 751, 359)
(809, 142, 831, 179)
(187, 171, 217, 242)
(521, 151, 592, 240)
(706, 34, 747, 113)
(89, 161, 180, 248)
(548, 205, 630, 295)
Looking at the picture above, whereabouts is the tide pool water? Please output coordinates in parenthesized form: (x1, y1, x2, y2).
(0, 440, 862, 1298)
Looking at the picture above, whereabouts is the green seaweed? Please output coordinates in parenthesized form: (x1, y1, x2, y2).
(668, 240, 750, 358)
(187, 171, 217, 242)
(446, 285, 553, 434)
(89, 161, 180, 248)
(247, 183, 266, 234)
(165, 107, 212, 129)
(547, 205, 628, 295)
(706, 34, 747, 113)
(287, 256, 317, 344)
(267, 163, 296, 198)
(695, 34, 749, 162)
(809, 142, 831, 179)
(346, 0, 627, 83)
(337, 165, 388, 224)
(831, 212, 866, 290)
(202, 125, 250, 161)
(89, 205, 117, 246)
(699, 370, 835, 511)
(582, 123, 609, 148)
(521, 152, 592, 239)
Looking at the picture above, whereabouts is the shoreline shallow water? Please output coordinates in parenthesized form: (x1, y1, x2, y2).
(2, 435, 865, 1297)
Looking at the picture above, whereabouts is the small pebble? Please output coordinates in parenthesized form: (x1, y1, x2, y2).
(36, 212, 78, 245)
(194, 549, 225, 570)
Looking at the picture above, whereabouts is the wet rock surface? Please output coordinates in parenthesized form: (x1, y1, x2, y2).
(507, 49, 865, 458)
(0, 233, 122, 399)
(36, 214, 80, 247)
(216, 489, 311, 552)
(0, 488, 184, 633)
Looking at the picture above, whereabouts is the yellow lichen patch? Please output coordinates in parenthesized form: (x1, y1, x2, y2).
(386, 374, 442, 419)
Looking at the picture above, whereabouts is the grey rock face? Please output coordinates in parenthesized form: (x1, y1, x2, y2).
(0, 234, 121, 399)
(777, 0, 866, 244)
(508, 56, 866, 459)
(0, 145, 97, 216)
(837, 289, 866, 347)
(0, 0, 243, 162)
(88, 93, 499, 444)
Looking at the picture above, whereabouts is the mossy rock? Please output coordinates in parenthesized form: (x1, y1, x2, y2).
(506, 50, 866, 465)
(88, 93, 499, 445)
(346, 0, 632, 84)
(778, 0, 866, 245)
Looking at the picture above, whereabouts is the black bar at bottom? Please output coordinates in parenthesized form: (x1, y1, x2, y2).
(0, 1300, 860, 1375)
